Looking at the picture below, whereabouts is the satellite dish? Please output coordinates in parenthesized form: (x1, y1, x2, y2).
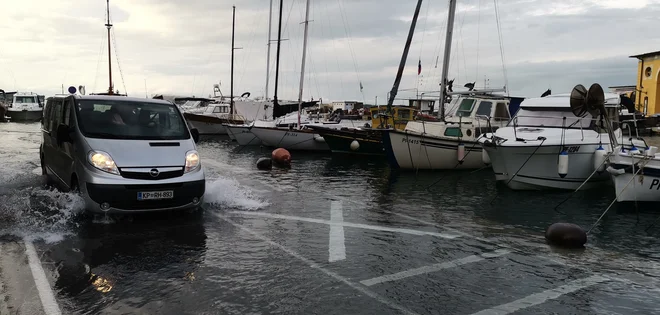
(79, 85, 86, 95)
(586, 83, 605, 116)
(68, 86, 77, 94)
(569, 84, 588, 117)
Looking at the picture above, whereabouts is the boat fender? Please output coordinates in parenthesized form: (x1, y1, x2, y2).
(272, 148, 292, 167)
(256, 157, 272, 170)
(350, 140, 360, 151)
(606, 166, 625, 176)
(647, 146, 659, 157)
(314, 135, 326, 143)
(593, 145, 606, 173)
(545, 222, 587, 249)
(481, 149, 491, 165)
(457, 143, 466, 164)
(558, 151, 569, 178)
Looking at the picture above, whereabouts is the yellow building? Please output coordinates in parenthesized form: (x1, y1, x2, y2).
(631, 51, 660, 115)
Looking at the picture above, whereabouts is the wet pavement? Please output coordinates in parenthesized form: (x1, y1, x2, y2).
(1, 122, 660, 315)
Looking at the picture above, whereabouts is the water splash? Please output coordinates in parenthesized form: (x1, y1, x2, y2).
(0, 186, 85, 242)
(204, 178, 268, 211)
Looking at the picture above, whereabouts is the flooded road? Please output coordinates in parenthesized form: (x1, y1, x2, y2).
(1, 122, 660, 315)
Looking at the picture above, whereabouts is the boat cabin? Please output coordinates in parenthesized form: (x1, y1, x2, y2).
(10, 92, 42, 110)
(446, 96, 511, 124)
(510, 93, 621, 131)
(369, 106, 417, 130)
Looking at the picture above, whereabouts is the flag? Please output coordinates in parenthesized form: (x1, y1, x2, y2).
(359, 82, 363, 92)
(418, 59, 421, 75)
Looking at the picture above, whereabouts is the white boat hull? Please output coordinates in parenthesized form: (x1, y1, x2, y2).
(384, 130, 485, 170)
(188, 120, 227, 135)
(609, 150, 660, 202)
(226, 125, 262, 146)
(483, 143, 610, 190)
(251, 127, 329, 151)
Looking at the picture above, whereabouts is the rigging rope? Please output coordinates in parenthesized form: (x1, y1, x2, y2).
(493, 0, 509, 95)
(111, 28, 128, 95)
(337, 0, 364, 102)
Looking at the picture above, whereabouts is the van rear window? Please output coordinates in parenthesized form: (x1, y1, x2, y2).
(75, 100, 190, 140)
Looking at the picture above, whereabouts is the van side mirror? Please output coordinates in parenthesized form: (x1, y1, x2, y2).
(56, 124, 72, 144)
(190, 128, 200, 143)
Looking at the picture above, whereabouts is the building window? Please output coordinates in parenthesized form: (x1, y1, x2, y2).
(644, 97, 649, 115)
(645, 66, 652, 78)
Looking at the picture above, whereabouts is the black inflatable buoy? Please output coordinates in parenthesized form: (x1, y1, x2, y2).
(545, 223, 587, 249)
(256, 157, 272, 170)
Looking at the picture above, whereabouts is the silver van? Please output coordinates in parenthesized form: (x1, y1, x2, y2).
(40, 94, 205, 213)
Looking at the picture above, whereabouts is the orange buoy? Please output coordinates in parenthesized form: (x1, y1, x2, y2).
(272, 148, 291, 167)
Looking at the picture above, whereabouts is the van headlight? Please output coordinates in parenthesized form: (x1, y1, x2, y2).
(185, 150, 200, 173)
(88, 151, 119, 175)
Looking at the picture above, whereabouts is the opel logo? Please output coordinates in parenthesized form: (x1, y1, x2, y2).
(149, 169, 160, 177)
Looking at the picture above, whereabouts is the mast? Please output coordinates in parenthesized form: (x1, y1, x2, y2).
(273, 0, 284, 118)
(439, 0, 457, 120)
(297, 0, 311, 128)
(230, 5, 236, 115)
(386, 0, 423, 113)
(265, 0, 274, 100)
(105, 0, 114, 94)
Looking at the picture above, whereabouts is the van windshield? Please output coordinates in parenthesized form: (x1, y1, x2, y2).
(75, 99, 190, 140)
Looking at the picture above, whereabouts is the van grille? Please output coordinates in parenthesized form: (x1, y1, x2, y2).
(119, 168, 184, 180)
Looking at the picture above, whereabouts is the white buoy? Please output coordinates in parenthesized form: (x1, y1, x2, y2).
(482, 149, 491, 165)
(558, 151, 569, 178)
(457, 143, 466, 163)
(350, 140, 360, 151)
(593, 145, 606, 173)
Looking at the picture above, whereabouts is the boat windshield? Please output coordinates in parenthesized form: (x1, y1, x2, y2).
(14, 96, 38, 103)
(509, 108, 594, 129)
(75, 99, 190, 140)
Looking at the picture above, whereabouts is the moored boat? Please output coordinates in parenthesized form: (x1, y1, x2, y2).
(6, 92, 43, 122)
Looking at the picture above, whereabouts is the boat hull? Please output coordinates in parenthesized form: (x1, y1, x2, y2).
(309, 127, 385, 155)
(250, 127, 329, 151)
(383, 130, 485, 170)
(609, 152, 660, 202)
(6, 109, 42, 122)
(482, 142, 610, 190)
(184, 113, 245, 135)
(225, 125, 262, 146)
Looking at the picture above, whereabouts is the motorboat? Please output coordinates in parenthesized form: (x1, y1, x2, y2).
(480, 90, 640, 190)
(6, 92, 43, 122)
(183, 102, 246, 135)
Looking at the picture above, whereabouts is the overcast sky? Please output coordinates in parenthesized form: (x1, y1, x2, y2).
(1, 0, 659, 103)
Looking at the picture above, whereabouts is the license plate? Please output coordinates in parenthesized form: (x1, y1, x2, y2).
(137, 190, 174, 200)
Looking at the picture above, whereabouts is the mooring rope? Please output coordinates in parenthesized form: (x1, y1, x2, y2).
(425, 136, 483, 191)
(553, 149, 615, 213)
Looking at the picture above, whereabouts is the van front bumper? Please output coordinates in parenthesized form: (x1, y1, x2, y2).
(83, 180, 205, 213)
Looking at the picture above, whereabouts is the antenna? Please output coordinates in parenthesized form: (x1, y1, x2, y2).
(105, 0, 114, 94)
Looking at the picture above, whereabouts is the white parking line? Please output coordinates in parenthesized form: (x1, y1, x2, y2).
(229, 211, 461, 239)
(215, 213, 419, 315)
(360, 249, 511, 286)
(329, 201, 346, 262)
(470, 275, 610, 315)
(24, 239, 62, 315)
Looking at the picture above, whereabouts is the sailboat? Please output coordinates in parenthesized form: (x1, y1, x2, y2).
(382, 0, 515, 170)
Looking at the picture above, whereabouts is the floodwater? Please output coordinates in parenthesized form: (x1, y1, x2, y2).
(1, 122, 659, 315)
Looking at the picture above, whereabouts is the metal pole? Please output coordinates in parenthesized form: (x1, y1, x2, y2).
(439, 0, 457, 120)
(231, 5, 235, 116)
(106, 0, 114, 94)
(265, 0, 274, 100)
(273, 0, 284, 118)
(297, 0, 311, 129)
(386, 0, 423, 113)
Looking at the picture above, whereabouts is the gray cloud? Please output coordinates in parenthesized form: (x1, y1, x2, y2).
(0, 0, 656, 103)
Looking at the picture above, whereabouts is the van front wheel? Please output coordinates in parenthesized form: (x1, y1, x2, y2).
(69, 177, 80, 193)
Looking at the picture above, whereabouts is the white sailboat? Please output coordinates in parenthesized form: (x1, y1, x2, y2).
(382, 0, 513, 170)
